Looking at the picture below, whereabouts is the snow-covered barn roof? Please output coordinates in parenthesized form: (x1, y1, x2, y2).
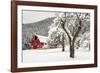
(37, 35, 47, 43)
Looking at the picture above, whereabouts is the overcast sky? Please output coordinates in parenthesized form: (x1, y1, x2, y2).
(22, 10, 55, 24)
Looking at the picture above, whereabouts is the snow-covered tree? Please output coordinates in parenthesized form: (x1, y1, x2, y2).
(47, 12, 90, 57)
(57, 12, 90, 58)
(47, 16, 66, 51)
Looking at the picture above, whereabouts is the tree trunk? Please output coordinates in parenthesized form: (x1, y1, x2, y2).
(70, 41, 75, 58)
(62, 44, 65, 52)
(62, 34, 65, 52)
(62, 27, 74, 58)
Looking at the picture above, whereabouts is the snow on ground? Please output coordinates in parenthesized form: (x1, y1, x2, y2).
(23, 35, 90, 63)
(23, 48, 90, 63)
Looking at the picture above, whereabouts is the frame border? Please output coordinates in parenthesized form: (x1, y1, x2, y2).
(11, 1, 97, 72)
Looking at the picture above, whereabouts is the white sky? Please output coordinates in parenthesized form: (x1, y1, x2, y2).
(22, 10, 55, 24)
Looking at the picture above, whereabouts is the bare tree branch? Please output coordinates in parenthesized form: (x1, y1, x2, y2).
(60, 13, 73, 40)
(73, 13, 82, 42)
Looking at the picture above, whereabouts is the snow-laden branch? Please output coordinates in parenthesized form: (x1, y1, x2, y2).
(60, 18, 73, 42)
(59, 13, 73, 41)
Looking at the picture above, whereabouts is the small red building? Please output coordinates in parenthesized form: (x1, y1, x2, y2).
(31, 35, 45, 49)
(31, 35, 58, 49)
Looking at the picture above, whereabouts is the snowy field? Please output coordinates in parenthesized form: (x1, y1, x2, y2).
(22, 35, 91, 63)
(23, 48, 90, 63)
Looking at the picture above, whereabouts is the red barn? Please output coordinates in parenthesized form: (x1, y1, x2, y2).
(31, 35, 47, 49)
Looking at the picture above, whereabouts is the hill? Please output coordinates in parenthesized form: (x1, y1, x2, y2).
(22, 17, 55, 50)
